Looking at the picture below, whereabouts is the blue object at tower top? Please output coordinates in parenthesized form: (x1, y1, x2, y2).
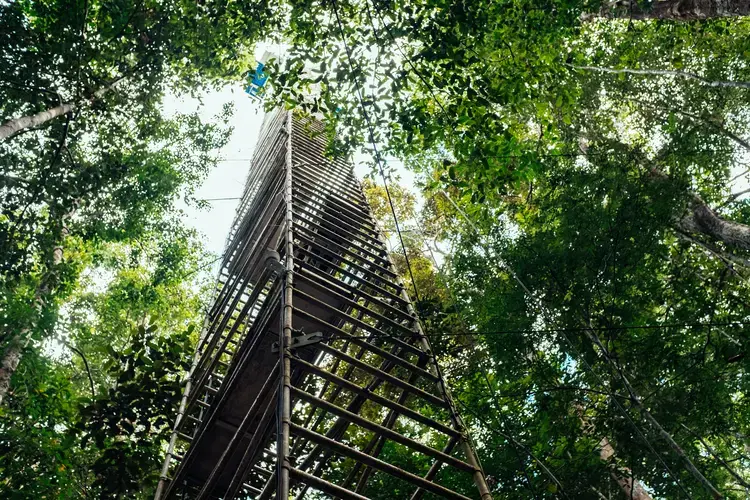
(245, 61, 269, 98)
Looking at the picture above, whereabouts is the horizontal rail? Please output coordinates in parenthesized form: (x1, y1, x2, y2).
(291, 289, 433, 381)
(293, 222, 398, 279)
(314, 342, 447, 408)
(289, 467, 369, 500)
(293, 206, 387, 263)
(291, 425, 472, 500)
(294, 228, 396, 287)
(295, 243, 405, 302)
(291, 303, 425, 359)
(292, 356, 458, 437)
(292, 191, 383, 244)
(293, 168, 367, 212)
(293, 170, 378, 226)
(292, 387, 474, 473)
(293, 213, 391, 272)
(292, 170, 376, 226)
(295, 265, 412, 323)
(292, 274, 417, 338)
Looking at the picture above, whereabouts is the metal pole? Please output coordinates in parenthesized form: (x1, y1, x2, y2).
(154, 315, 210, 500)
(277, 110, 295, 500)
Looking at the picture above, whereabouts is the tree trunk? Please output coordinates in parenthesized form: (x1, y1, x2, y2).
(599, 437, 654, 499)
(582, 326, 724, 499)
(0, 203, 76, 405)
(0, 103, 77, 140)
(676, 232, 750, 276)
(0, 336, 25, 405)
(578, 404, 654, 500)
(447, 185, 722, 496)
(680, 424, 750, 490)
(0, 78, 123, 141)
(0, 294, 47, 405)
(595, 0, 750, 20)
(649, 167, 750, 252)
(678, 199, 750, 251)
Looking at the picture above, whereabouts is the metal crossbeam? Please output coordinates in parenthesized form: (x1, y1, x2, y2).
(155, 110, 493, 500)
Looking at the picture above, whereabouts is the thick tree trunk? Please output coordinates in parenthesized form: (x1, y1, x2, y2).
(678, 199, 750, 251)
(649, 167, 750, 252)
(0, 295, 46, 405)
(0, 336, 25, 405)
(0, 79, 122, 141)
(599, 437, 654, 499)
(0, 103, 76, 140)
(595, 0, 750, 20)
(578, 404, 654, 499)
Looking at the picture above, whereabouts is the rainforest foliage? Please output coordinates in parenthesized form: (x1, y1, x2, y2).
(2, 0, 750, 497)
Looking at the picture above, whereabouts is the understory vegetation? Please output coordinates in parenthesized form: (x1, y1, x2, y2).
(1, 0, 749, 497)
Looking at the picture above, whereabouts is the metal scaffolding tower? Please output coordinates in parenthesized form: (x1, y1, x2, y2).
(155, 109, 493, 500)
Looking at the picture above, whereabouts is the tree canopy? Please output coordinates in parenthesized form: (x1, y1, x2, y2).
(2, 0, 750, 497)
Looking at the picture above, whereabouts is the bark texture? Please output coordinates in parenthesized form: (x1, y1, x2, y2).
(0, 79, 122, 141)
(679, 199, 750, 251)
(599, 437, 654, 500)
(578, 404, 654, 499)
(649, 167, 750, 252)
(0, 103, 76, 140)
(597, 0, 750, 20)
(0, 337, 25, 405)
(0, 300, 46, 405)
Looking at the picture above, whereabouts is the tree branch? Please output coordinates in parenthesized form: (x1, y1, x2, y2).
(676, 231, 750, 279)
(6, 114, 72, 238)
(648, 166, 750, 252)
(729, 164, 750, 184)
(719, 187, 750, 208)
(570, 64, 750, 90)
(0, 69, 135, 141)
(680, 423, 750, 491)
(497, 384, 632, 401)
(0, 174, 30, 188)
(639, 99, 750, 153)
(583, 324, 724, 499)
(62, 340, 95, 398)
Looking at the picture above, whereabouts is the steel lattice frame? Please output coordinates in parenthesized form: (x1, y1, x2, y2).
(154, 110, 493, 500)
